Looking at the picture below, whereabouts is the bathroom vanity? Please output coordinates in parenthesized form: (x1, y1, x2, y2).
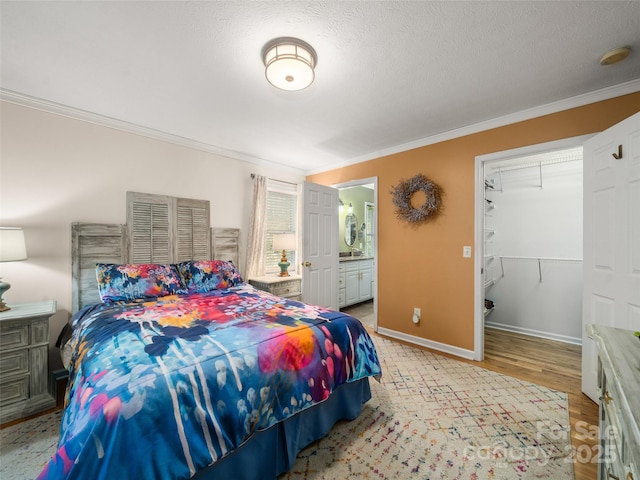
(339, 256, 373, 308)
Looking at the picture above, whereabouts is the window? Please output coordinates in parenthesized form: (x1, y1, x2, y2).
(265, 180, 297, 274)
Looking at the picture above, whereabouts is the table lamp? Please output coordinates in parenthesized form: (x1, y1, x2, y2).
(0, 227, 28, 312)
(273, 233, 296, 277)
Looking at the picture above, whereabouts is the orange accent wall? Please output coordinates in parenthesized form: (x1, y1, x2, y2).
(307, 93, 640, 353)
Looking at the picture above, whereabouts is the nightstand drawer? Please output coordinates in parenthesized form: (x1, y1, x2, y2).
(0, 349, 29, 376)
(272, 281, 301, 297)
(248, 275, 302, 300)
(0, 375, 29, 406)
(0, 324, 29, 349)
(30, 319, 49, 345)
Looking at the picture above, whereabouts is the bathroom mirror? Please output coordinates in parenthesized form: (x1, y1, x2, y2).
(345, 213, 358, 246)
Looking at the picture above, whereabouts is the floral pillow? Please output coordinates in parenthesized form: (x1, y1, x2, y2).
(96, 263, 188, 303)
(176, 260, 244, 294)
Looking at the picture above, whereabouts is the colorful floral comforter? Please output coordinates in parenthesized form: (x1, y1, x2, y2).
(38, 284, 381, 480)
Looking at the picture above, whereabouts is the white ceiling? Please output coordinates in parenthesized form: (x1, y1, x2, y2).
(2, 1, 639, 174)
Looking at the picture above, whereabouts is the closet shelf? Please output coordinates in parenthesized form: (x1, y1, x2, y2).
(499, 255, 583, 262)
(498, 256, 583, 283)
(484, 154, 581, 191)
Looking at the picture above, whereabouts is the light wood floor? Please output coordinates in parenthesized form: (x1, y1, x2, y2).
(341, 300, 374, 327)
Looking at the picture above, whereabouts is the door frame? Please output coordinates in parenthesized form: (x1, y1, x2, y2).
(333, 176, 378, 332)
(473, 134, 594, 361)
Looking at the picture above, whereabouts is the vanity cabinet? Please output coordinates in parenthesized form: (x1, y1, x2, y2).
(339, 258, 373, 308)
(586, 324, 639, 480)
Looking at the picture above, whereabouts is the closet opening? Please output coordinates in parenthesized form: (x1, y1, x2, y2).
(473, 135, 592, 361)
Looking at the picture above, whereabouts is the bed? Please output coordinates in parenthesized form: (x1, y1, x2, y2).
(39, 216, 381, 480)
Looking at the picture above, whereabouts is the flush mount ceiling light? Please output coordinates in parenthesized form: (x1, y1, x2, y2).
(600, 47, 631, 65)
(262, 37, 317, 91)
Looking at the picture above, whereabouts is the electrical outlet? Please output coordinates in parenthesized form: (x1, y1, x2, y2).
(412, 307, 421, 324)
(463, 246, 472, 258)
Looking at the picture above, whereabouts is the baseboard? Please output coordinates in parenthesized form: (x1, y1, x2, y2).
(484, 322, 582, 345)
(376, 327, 476, 360)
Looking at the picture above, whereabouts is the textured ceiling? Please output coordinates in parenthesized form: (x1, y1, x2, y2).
(2, 1, 639, 174)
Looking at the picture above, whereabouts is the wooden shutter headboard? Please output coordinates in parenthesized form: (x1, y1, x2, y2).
(72, 192, 240, 313)
(72, 223, 128, 312)
(126, 192, 211, 264)
(72, 222, 241, 313)
(211, 228, 240, 267)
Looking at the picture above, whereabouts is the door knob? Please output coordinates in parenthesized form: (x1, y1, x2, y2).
(302, 261, 312, 267)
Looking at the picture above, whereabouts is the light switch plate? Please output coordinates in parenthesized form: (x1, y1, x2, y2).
(463, 246, 472, 258)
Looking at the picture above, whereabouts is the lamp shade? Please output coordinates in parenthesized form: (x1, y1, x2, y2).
(273, 233, 296, 251)
(0, 228, 27, 262)
(263, 37, 317, 91)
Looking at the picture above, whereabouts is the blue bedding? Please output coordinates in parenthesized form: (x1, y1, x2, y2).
(38, 284, 381, 480)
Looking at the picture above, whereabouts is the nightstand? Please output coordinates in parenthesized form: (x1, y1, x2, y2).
(0, 300, 57, 424)
(248, 274, 302, 301)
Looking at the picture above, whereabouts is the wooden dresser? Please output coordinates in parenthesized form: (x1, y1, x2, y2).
(0, 300, 57, 424)
(587, 324, 639, 480)
(248, 275, 302, 301)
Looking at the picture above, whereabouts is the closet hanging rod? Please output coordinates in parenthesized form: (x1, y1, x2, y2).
(487, 156, 581, 174)
(499, 256, 582, 262)
(250, 173, 298, 186)
(498, 256, 582, 283)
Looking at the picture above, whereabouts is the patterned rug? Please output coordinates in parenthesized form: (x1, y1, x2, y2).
(0, 336, 573, 480)
(0, 409, 62, 480)
(280, 336, 573, 479)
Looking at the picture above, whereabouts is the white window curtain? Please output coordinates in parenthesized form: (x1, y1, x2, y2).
(296, 183, 303, 275)
(245, 174, 267, 278)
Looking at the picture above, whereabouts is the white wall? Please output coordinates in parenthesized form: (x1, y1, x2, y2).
(484, 159, 583, 343)
(0, 101, 305, 368)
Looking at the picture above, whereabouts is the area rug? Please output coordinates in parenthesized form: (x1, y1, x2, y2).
(0, 335, 573, 480)
(280, 336, 573, 479)
(0, 409, 62, 480)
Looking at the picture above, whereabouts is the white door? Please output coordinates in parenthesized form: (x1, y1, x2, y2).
(582, 112, 640, 402)
(301, 182, 339, 309)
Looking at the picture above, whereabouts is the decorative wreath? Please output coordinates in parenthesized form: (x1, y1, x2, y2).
(390, 173, 443, 223)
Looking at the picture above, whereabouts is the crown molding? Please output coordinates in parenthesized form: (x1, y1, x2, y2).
(3, 79, 639, 177)
(0, 88, 305, 175)
(306, 78, 640, 175)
